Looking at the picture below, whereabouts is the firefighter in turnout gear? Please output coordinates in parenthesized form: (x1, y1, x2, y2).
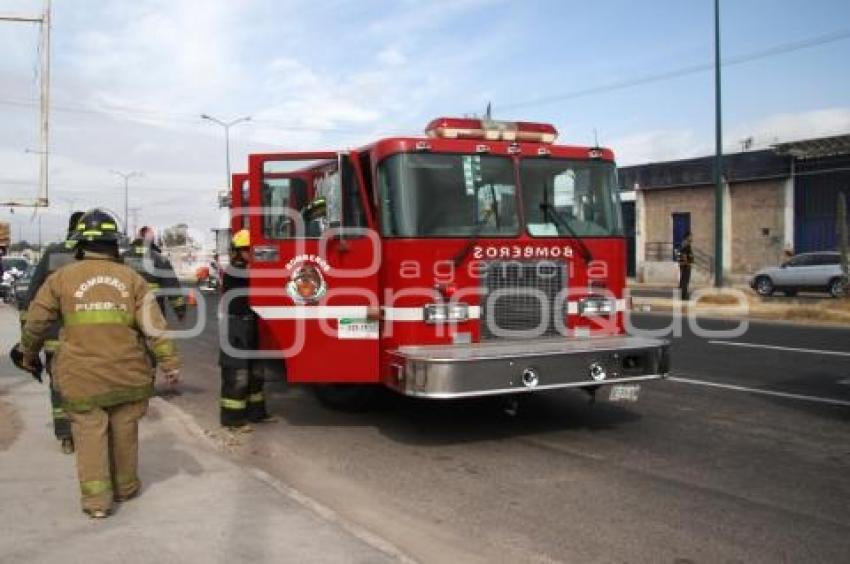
(20, 211, 85, 454)
(122, 226, 186, 320)
(678, 231, 695, 301)
(13, 209, 181, 518)
(219, 229, 276, 430)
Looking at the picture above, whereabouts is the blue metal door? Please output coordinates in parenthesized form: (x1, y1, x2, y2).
(794, 156, 850, 253)
(672, 212, 691, 259)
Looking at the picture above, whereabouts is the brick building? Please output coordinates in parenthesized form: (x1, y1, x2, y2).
(618, 133, 850, 284)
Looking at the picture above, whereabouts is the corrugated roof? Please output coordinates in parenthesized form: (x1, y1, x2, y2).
(771, 133, 850, 159)
(618, 149, 790, 191)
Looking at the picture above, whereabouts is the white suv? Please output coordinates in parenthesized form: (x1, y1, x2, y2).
(750, 252, 847, 298)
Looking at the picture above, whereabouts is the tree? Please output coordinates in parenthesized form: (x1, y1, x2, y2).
(162, 223, 189, 247)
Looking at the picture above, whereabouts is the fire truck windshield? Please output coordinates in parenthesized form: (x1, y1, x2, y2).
(378, 153, 520, 237)
(520, 158, 623, 237)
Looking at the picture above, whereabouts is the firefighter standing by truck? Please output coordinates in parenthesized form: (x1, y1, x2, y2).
(219, 229, 276, 430)
(678, 231, 695, 300)
(11, 209, 181, 518)
(20, 211, 85, 454)
(122, 226, 186, 320)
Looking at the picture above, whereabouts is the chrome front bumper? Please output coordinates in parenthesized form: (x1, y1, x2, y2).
(386, 336, 669, 399)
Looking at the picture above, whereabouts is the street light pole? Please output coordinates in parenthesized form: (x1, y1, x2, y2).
(110, 170, 143, 236)
(201, 114, 251, 193)
(713, 0, 725, 287)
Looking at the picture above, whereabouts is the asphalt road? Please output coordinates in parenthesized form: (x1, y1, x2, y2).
(163, 297, 850, 564)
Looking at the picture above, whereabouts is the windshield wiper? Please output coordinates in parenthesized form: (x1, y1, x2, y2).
(540, 185, 593, 262)
(453, 206, 496, 267)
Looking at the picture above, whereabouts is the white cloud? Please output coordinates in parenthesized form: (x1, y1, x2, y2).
(728, 108, 850, 149)
(612, 108, 850, 165)
(610, 129, 709, 166)
(66, 1, 249, 124)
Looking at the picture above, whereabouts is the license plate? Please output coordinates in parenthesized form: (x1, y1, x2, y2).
(337, 318, 379, 340)
(609, 384, 641, 402)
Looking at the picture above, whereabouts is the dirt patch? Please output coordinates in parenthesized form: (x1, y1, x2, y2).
(0, 398, 23, 450)
(695, 293, 743, 306)
(634, 293, 850, 326)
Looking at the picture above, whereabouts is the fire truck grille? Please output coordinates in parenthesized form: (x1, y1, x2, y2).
(480, 261, 566, 340)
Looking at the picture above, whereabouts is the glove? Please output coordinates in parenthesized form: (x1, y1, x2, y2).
(161, 368, 180, 386)
(10, 343, 43, 383)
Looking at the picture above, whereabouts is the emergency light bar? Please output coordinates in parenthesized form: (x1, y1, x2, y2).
(425, 117, 558, 144)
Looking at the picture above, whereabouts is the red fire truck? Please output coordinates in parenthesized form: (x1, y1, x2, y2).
(230, 117, 668, 406)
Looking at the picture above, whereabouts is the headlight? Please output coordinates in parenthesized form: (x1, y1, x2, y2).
(423, 303, 469, 324)
(578, 296, 615, 315)
(286, 264, 326, 303)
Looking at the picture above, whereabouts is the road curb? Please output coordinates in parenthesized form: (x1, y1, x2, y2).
(151, 396, 417, 564)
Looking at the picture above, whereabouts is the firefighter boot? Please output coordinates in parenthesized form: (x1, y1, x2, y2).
(61, 437, 75, 454)
(246, 362, 277, 423)
(221, 367, 251, 429)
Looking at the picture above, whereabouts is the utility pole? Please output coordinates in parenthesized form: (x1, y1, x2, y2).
(110, 170, 143, 235)
(713, 0, 725, 287)
(1, 1, 50, 208)
(838, 192, 848, 298)
(201, 114, 251, 194)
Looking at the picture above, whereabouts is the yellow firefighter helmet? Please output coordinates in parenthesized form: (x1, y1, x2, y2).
(231, 229, 251, 249)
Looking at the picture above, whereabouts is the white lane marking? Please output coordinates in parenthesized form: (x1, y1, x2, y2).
(838, 378, 850, 386)
(668, 375, 850, 407)
(709, 340, 850, 357)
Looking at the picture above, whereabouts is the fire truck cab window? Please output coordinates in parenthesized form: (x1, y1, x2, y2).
(240, 179, 249, 229)
(261, 177, 308, 239)
(261, 158, 366, 239)
(521, 158, 623, 237)
(378, 153, 519, 237)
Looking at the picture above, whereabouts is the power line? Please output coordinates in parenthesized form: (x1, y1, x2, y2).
(0, 178, 219, 194)
(0, 96, 402, 135)
(488, 28, 850, 113)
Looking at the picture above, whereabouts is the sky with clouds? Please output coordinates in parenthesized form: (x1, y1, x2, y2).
(1, 0, 849, 243)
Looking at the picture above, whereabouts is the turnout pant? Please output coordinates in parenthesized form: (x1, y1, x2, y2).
(67, 400, 148, 512)
(220, 362, 268, 426)
(219, 313, 267, 426)
(45, 348, 72, 441)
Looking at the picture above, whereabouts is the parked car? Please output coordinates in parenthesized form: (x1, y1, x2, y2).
(14, 265, 36, 310)
(1, 257, 30, 304)
(1, 256, 29, 274)
(750, 251, 847, 298)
